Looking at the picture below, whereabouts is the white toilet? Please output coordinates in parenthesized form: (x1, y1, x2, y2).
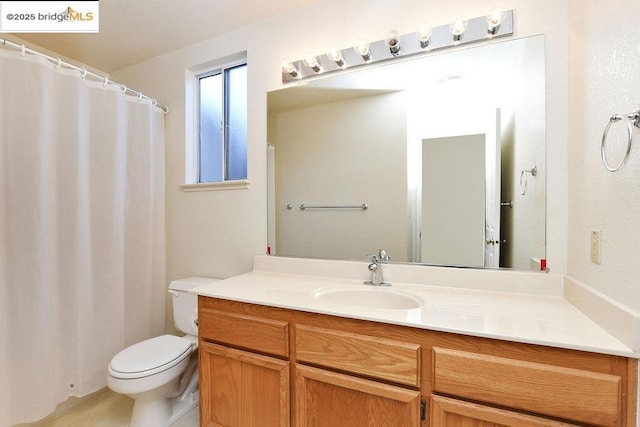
(107, 277, 218, 427)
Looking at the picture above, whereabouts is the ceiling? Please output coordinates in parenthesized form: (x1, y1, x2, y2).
(16, 0, 321, 73)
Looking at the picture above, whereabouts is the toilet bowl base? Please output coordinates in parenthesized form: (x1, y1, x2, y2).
(130, 397, 172, 427)
(129, 389, 199, 427)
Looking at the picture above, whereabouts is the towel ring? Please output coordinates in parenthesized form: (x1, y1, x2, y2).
(519, 170, 527, 195)
(519, 166, 537, 195)
(601, 114, 633, 172)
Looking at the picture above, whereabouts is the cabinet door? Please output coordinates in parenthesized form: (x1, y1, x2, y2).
(430, 395, 578, 427)
(295, 364, 421, 427)
(200, 341, 290, 427)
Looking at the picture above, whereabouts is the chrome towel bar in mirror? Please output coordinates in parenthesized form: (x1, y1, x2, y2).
(286, 203, 369, 211)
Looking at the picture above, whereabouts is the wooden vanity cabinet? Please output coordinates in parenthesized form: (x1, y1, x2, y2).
(295, 364, 421, 427)
(198, 296, 638, 427)
(294, 325, 422, 426)
(198, 300, 291, 427)
(199, 342, 290, 427)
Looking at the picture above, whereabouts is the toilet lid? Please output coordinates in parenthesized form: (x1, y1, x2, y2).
(109, 334, 194, 379)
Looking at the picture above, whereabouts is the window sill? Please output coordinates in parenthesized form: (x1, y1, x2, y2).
(180, 180, 251, 192)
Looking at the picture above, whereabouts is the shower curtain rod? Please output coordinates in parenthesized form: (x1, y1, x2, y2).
(0, 38, 169, 113)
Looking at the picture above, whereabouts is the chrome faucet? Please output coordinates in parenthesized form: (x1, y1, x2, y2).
(364, 249, 391, 286)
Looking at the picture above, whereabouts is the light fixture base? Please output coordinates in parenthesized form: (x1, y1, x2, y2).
(282, 10, 513, 83)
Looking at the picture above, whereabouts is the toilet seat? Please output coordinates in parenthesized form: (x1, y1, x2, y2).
(109, 334, 194, 380)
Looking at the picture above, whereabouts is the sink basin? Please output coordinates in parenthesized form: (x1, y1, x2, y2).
(312, 286, 424, 310)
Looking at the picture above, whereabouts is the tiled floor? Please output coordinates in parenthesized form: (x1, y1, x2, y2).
(18, 389, 199, 427)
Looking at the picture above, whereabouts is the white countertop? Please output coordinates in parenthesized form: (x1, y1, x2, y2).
(191, 256, 639, 358)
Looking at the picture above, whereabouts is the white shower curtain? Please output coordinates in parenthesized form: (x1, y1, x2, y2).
(0, 50, 166, 425)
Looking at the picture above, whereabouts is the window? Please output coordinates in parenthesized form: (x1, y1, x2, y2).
(196, 61, 247, 183)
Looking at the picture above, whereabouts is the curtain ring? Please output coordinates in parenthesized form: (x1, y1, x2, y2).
(137, 92, 143, 102)
(601, 114, 633, 172)
(120, 84, 127, 94)
(55, 57, 61, 70)
(80, 67, 87, 79)
(102, 76, 109, 87)
(152, 99, 158, 107)
(20, 44, 25, 57)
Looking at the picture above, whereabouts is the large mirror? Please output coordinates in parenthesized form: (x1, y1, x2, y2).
(267, 35, 545, 270)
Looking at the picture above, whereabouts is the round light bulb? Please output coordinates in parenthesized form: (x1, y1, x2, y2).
(354, 39, 371, 62)
(487, 9, 505, 35)
(302, 55, 317, 67)
(416, 22, 432, 48)
(487, 9, 505, 28)
(385, 30, 401, 55)
(303, 54, 322, 73)
(281, 58, 299, 77)
(327, 48, 345, 67)
(355, 40, 370, 56)
(449, 20, 468, 42)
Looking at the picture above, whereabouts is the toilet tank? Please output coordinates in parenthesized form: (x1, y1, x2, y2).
(168, 277, 219, 336)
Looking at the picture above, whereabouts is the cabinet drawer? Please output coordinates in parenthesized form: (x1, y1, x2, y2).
(295, 324, 420, 387)
(199, 307, 289, 357)
(432, 347, 621, 426)
(430, 395, 579, 426)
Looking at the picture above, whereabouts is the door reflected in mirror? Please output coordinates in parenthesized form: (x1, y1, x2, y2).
(420, 133, 488, 267)
(267, 35, 545, 270)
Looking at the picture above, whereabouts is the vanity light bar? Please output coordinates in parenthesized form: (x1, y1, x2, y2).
(281, 10, 514, 83)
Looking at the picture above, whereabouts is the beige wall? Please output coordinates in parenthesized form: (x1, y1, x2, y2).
(270, 92, 409, 261)
(111, 0, 572, 331)
(108, 0, 640, 328)
(567, 0, 640, 313)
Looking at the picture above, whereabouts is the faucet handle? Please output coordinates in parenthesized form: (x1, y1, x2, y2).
(367, 254, 379, 263)
(378, 249, 390, 262)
